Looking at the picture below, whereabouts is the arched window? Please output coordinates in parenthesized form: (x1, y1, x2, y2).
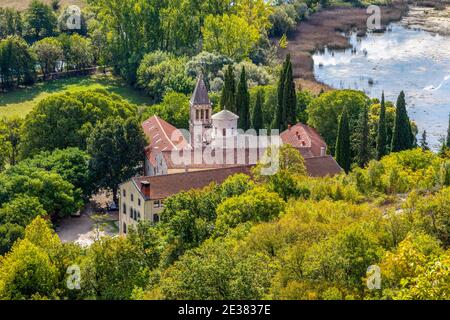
(123, 222, 127, 234)
(122, 203, 126, 214)
(153, 214, 160, 223)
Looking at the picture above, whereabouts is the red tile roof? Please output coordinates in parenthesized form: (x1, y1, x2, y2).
(141, 115, 190, 152)
(131, 156, 341, 200)
(280, 123, 327, 157)
(132, 166, 253, 200)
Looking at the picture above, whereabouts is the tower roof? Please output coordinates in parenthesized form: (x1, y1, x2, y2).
(190, 74, 210, 105)
(211, 109, 239, 121)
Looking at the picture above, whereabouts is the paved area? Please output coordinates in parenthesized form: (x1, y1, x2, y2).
(56, 193, 119, 247)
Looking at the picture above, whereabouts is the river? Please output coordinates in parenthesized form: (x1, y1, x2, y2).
(313, 20, 450, 150)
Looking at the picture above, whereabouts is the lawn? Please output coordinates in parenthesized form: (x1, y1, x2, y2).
(0, 74, 151, 119)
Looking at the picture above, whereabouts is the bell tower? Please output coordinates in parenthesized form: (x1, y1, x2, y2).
(189, 74, 212, 148)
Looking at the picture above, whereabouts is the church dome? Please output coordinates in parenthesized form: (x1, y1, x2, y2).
(211, 109, 239, 121)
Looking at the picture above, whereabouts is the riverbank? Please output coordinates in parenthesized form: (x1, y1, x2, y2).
(282, 2, 409, 92)
(401, 4, 450, 34)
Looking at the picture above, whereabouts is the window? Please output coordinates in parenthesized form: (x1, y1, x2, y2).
(205, 109, 209, 120)
(133, 210, 137, 220)
(131, 194, 134, 202)
(196, 109, 199, 120)
(223, 128, 226, 136)
(160, 200, 164, 208)
(137, 211, 141, 220)
(201, 109, 204, 120)
(122, 203, 126, 214)
(129, 207, 133, 218)
(153, 200, 160, 208)
(123, 222, 127, 234)
(138, 198, 141, 206)
(122, 189, 126, 197)
(153, 214, 160, 223)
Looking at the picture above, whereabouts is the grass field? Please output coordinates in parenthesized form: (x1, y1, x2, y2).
(0, 0, 85, 11)
(0, 74, 151, 119)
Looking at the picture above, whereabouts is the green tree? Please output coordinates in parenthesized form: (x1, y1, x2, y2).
(376, 91, 387, 160)
(0, 8, 23, 38)
(419, 130, 430, 151)
(215, 186, 286, 235)
(87, 117, 147, 204)
(202, 13, 259, 61)
(0, 117, 22, 166)
(354, 105, 370, 168)
(391, 91, 413, 152)
(0, 36, 36, 89)
(282, 56, 297, 127)
(220, 64, 236, 112)
(81, 236, 151, 299)
(20, 90, 135, 157)
(141, 92, 190, 129)
(274, 55, 288, 131)
(252, 89, 264, 132)
(0, 195, 47, 227)
(0, 223, 24, 255)
(307, 89, 369, 154)
(335, 109, 351, 173)
(24, 0, 57, 40)
(236, 66, 250, 130)
(32, 37, 63, 80)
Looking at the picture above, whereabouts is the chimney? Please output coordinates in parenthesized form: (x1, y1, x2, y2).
(288, 124, 291, 130)
(141, 180, 150, 194)
(320, 147, 326, 156)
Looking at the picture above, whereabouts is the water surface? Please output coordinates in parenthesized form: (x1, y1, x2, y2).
(313, 24, 450, 150)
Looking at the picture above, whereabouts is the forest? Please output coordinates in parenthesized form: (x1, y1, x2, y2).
(0, 0, 450, 300)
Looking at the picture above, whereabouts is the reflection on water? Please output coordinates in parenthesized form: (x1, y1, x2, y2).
(313, 23, 450, 150)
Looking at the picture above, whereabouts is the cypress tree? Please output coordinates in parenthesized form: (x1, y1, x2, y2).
(283, 58, 297, 128)
(220, 65, 236, 113)
(236, 66, 250, 130)
(419, 130, 429, 151)
(391, 91, 413, 152)
(335, 109, 351, 174)
(274, 54, 289, 130)
(252, 89, 264, 133)
(446, 113, 450, 149)
(376, 91, 387, 160)
(355, 104, 370, 168)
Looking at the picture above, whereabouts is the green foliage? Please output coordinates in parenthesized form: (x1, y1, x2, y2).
(31, 37, 63, 78)
(0, 195, 46, 226)
(20, 89, 136, 157)
(81, 236, 151, 300)
(307, 89, 369, 154)
(335, 109, 351, 174)
(220, 65, 236, 112)
(236, 66, 250, 130)
(252, 89, 264, 131)
(136, 51, 195, 102)
(202, 14, 259, 61)
(391, 91, 414, 152)
(87, 117, 147, 203)
(24, 0, 57, 41)
(159, 237, 275, 300)
(215, 186, 286, 235)
(0, 36, 36, 89)
(141, 92, 190, 129)
(0, 8, 23, 39)
(376, 92, 387, 160)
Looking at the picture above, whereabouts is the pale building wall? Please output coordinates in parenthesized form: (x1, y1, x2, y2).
(119, 180, 164, 235)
